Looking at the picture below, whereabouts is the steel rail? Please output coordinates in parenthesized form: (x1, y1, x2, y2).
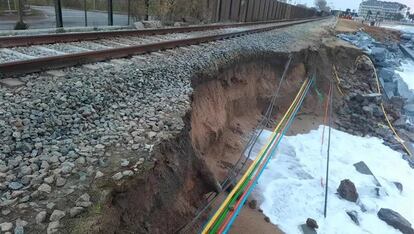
(0, 18, 326, 76)
(0, 18, 304, 48)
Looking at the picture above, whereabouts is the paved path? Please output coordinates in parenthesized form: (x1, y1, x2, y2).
(0, 5, 129, 30)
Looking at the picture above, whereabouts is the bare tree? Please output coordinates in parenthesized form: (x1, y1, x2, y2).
(314, 0, 330, 12)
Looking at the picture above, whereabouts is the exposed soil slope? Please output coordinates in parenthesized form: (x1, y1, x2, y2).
(71, 35, 401, 234)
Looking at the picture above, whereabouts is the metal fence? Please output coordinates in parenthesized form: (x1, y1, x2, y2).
(210, 0, 317, 22)
(0, 0, 317, 30)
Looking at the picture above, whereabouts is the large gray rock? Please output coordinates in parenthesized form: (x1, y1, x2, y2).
(401, 34, 413, 40)
(396, 79, 414, 102)
(346, 210, 360, 225)
(14, 225, 24, 234)
(36, 211, 47, 224)
(0, 222, 13, 232)
(142, 20, 162, 28)
(69, 207, 84, 217)
(378, 68, 395, 82)
(49, 210, 65, 222)
(337, 179, 358, 202)
(8, 182, 23, 190)
(47, 221, 59, 234)
(378, 208, 414, 234)
(404, 104, 414, 116)
(306, 218, 318, 229)
(403, 154, 414, 169)
(300, 224, 317, 234)
(393, 182, 403, 193)
(371, 47, 387, 62)
(133, 21, 144, 29)
(38, 183, 52, 193)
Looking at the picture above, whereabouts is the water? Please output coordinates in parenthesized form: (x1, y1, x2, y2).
(391, 26, 414, 93)
(383, 24, 414, 33)
(396, 59, 414, 90)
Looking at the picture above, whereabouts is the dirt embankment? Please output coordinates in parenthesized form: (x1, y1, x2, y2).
(72, 40, 384, 234)
(335, 18, 401, 42)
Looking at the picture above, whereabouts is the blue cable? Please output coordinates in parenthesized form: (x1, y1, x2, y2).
(222, 78, 314, 234)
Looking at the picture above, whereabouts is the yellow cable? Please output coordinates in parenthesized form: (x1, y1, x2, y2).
(332, 65, 344, 96)
(201, 78, 310, 233)
(355, 55, 412, 156)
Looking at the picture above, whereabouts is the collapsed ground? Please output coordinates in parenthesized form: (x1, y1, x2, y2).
(0, 18, 412, 234)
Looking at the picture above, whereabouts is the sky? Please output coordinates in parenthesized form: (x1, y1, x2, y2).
(293, 0, 414, 11)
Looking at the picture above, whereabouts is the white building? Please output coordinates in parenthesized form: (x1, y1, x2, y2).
(358, 0, 407, 20)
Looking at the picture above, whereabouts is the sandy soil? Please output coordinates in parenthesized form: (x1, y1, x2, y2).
(206, 193, 284, 234)
(335, 18, 401, 42)
(227, 113, 326, 234)
(230, 205, 284, 234)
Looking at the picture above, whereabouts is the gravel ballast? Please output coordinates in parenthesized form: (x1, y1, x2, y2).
(0, 18, 334, 233)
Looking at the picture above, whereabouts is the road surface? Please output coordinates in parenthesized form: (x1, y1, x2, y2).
(0, 5, 129, 30)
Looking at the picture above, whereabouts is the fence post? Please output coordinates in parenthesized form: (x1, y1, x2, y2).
(244, 0, 249, 22)
(145, 0, 149, 20)
(84, 0, 88, 26)
(16, 0, 23, 23)
(54, 0, 63, 28)
(127, 0, 131, 25)
(229, 0, 233, 21)
(216, 0, 222, 21)
(108, 0, 113, 26)
(265, 0, 270, 20)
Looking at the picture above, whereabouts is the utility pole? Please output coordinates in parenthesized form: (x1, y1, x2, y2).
(108, 0, 113, 26)
(54, 0, 63, 28)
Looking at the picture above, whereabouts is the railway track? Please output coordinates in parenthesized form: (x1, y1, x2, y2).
(0, 19, 301, 48)
(0, 17, 327, 76)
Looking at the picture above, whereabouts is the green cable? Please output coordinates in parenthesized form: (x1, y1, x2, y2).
(210, 131, 279, 232)
(209, 79, 310, 233)
(312, 77, 324, 103)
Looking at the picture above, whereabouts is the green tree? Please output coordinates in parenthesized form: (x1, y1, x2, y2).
(366, 10, 372, 20)
(394, 13, 404, 21)
(375, 11, 380, 20)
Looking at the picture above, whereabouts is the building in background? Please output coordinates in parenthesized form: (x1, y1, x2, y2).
(358, 0, 407, 20)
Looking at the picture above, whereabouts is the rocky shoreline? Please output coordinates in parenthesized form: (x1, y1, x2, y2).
(337, 28, 414, 169)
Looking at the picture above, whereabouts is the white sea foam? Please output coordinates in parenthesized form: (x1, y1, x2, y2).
(396, 59, 414, 90)
(252, 126, 414, 234)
